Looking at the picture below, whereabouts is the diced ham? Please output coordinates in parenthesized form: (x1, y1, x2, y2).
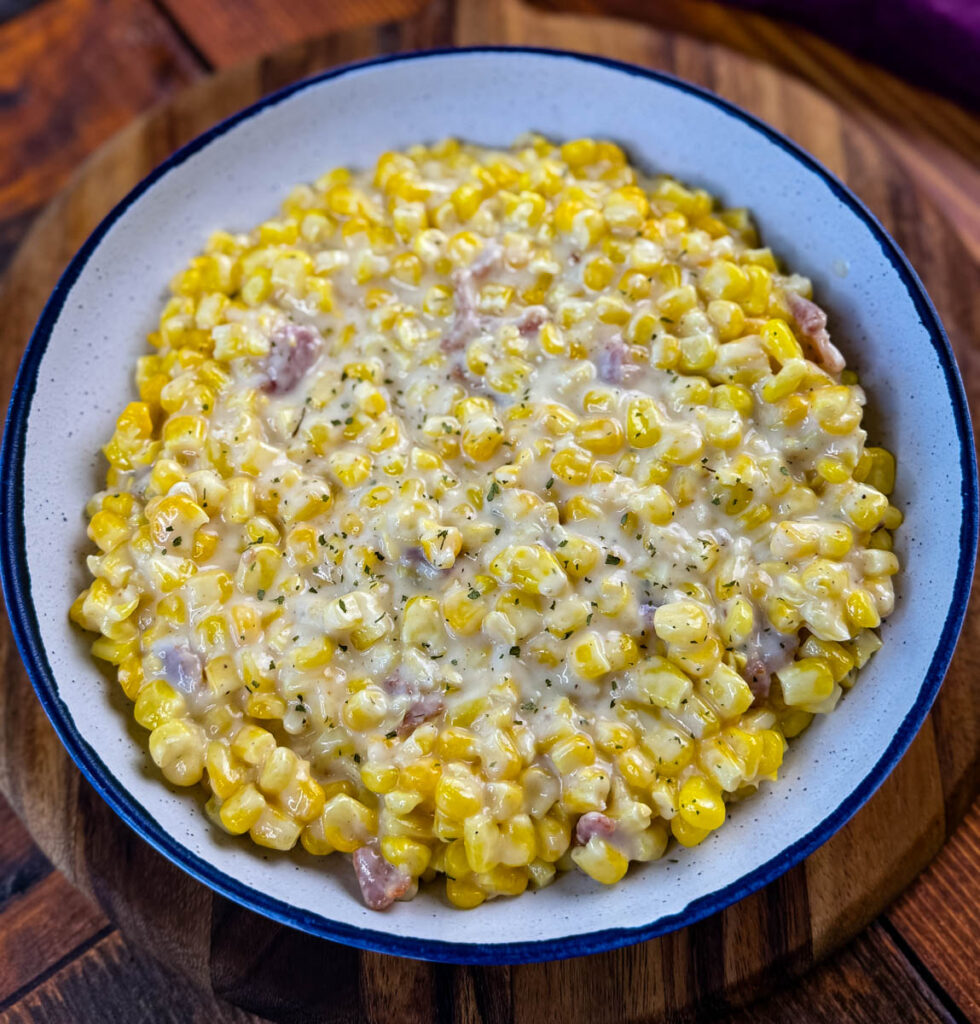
(397, 693, 445, 737)
(575, 812, 616, 845)
(382, 673, 445, 736)
(399, 546, 451, 578)
(741, 627, 801, 700)
(261, 323, 322, 394)
(595, 337, 639, 386)
(638, 601, 662, 628)
(352, 844, 412, 910)
(785, 292, 845, 374)
(441, 241, 502, 352)
(381, 673, 411, 697)
(517, 305, 550, 336)
(159, 643, 202, 695)
(447, 361, 493, 399)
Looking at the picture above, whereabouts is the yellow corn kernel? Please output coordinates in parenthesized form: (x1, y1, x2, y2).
(701, 662, 753, 718)
(554, 536, 599, 578)
(569, 632, 610, 680)
(846, 589, 881, 629)
(534, 813, 571, 863)
(811, 385, 861, 434)
(653, 601, 709, 645)
(463, 811, 501, 873)
(549, 732, 596, 773)
(617, 747, 655, 790)
(761, 318, 803, 363)
(551, 446, 593, 485)
(202, 654, 239, 697)
(491, 544, 567, 598)
(861, 447, 896, 494)
(399, 755, 441, 798)
(800, 636, 856, 682)
(318, 794, 377, 852)
(777, 658, 834, 706)
(133, 680, 185, 730)
(337, 682, 387, 729)
(250, 805, 302, 851)
(670, 814, 710, 848)
(757, 729, 785, 777)
(606, 631, 639, 672)
(257, 745, 299, 796)
(779, 394, 809, 425)
(231, 723, 277, 766)
(447, 877, 487, 909)
(571, 836, 629, 885)
(218, 783, 267, 835)
(206, 742, 244, 800)
(87, 510, 131, 553)
(766, 596, 802, 633)
(626, 397, 662, 448)
(528, 859, 557, 889)
(657, 285, 697, 320)
(678, 775, 726, 831)
(842, 485, 889, 532)
(360, 761, 398, 795)
(761, 359, 807, 402)
(707, 300, 746, 342)
(381, 835, 431, 878)
(328, 450, 372, 489)
(116, 656, 143, 701)
(148, 718, 205, 786)
(435, 768, 484, 821)
(700, 260, 749, 301)
(640, 722, 694, 776)
(618, 270, 651, 301)
(634, 656, 692, 711)
(583, 255, 615, 291)
(561, 765, 611, 814)
(817, 456, 851, 484)
(574, 417, 624, 455)
(402, 595, 447, 651)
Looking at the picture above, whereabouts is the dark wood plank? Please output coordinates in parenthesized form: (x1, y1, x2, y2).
(717, 921, 959, 1024)
(0, 0, 203, 274)
(0, 794, 51, 909)
(529, 0, 980, 261)
(158, 0, 427, 68)
(0, 931, 261, 1024)
(0, 871, 108, 1005)
(209, 897, 362, 1024)
(888, 800, 980, 1022)
(0, 0, 976, 1021)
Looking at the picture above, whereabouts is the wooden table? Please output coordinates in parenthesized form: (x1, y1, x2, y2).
(0, 1, 978, 1021)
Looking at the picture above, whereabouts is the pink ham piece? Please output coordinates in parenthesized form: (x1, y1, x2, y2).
(575, 812, 616, 845)
(382, 673, 445, 736)
(595, 337, 639, 386)
(742, 627, 801, 700)
(517, 305, 550, 336)
(441, 241, 502, 352)
(159, 643, 202, 695)
(261, 323, 322, 394)
(785, 291, 845, 374)
(397, 693, 445, 737)
(352, 844, 413, 910)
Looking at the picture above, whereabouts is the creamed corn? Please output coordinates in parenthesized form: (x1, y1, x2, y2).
(73, 136, 900, 910)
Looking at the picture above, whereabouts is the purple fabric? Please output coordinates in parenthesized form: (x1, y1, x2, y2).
(723, 0, 980, 109)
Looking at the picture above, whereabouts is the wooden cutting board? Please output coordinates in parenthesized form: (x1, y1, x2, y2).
(0, 0, 976, 1020)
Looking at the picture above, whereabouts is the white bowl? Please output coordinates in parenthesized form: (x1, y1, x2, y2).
(2, 47, 976, 964)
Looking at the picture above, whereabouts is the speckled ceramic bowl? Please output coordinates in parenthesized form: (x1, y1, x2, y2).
(2, 48, 976, 964)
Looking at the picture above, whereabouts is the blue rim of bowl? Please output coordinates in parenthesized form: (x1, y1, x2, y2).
(1, 46, 977, 965)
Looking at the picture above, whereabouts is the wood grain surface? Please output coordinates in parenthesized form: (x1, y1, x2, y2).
(0, 0, 977, 1020)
